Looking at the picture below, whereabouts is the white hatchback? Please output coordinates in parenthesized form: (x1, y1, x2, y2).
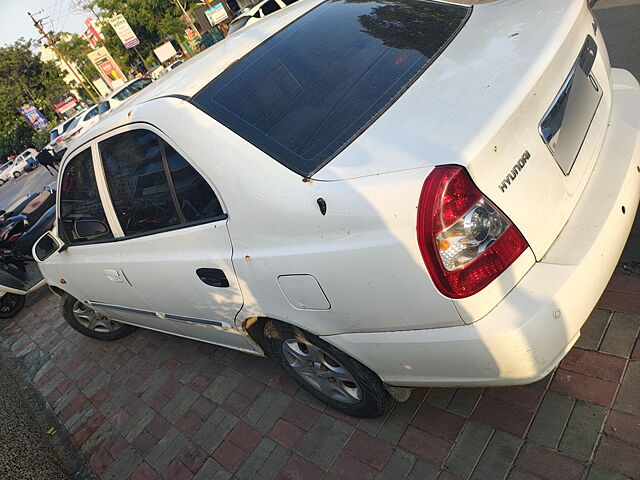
(34, 0, 640, 417)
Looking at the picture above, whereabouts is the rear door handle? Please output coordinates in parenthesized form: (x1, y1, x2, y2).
(196, 268, 229, 288)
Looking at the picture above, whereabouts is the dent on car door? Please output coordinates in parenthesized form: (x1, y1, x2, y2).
(97, 128, 255, 352)
(47, 147, 155, 326)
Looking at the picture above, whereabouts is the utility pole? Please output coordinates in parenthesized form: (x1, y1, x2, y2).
(173, 0, 201, 38)
(28, 11, 98, 104)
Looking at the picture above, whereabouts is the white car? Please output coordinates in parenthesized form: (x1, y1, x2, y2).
(157, 60, 184, 79)
(96, 78, 152, 120)
(34, 0, 640, 417)
(47, 112, 86, 158)
(0, 159, 26, 184)
(59, 105, 100, 146)
(227, 0, 300, 34)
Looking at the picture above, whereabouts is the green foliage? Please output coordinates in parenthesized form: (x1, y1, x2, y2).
(0, 39, 69, 159)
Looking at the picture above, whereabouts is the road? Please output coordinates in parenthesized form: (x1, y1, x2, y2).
(0, 165, 57, 213)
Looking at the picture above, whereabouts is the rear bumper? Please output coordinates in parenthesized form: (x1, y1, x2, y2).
(323, 69, 640, 387)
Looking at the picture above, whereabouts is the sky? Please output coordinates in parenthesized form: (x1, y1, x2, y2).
(0, 0, 91, 47)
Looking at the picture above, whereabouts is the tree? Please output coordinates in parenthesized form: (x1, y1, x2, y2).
(81, 0, 198, 70)
(0, 39, 69, 160)
(55, 33, 102, 98)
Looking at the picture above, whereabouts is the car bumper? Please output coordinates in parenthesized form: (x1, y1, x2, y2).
(323, 69, 640, 387)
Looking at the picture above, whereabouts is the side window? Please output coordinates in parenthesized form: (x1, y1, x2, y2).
(59, 149, 113, 244)
(261, 0, 280, 16)
(99, 130, 180, 236)
(98, 129, 224, 237)
(84, 107, 99, 121)
(164, 143, 224, 222)
(281, 0, 298, 5)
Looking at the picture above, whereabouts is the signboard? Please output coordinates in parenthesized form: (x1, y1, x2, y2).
(17, 104, 48, 131)
(153, 41, 178, 64)
(204, 3, 228, 26)
(88, 46, 127, 88)
(52, 93, 78, 115)
(109, 14, 140, 49)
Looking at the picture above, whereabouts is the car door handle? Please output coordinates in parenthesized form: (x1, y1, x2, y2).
(196, 268, 229, 288)
(104, 269, 124, 283)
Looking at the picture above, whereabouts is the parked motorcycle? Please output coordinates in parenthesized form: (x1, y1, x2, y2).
(0, 188, 56, 319)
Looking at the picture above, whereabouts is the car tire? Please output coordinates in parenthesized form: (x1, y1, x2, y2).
(264, 320, 393, 418)
(0, 293, 26, 319)
(0, 179, 5, 186)
(13, 171, 21, 178)
(61, 293, 136, 341)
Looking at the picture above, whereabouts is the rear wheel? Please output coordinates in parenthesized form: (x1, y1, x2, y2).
(264, 320, 393, 417)
(13, 171, 21, 178)
(0, 179, 4, 186)
(0, 293, 26, 319)
(61, 294, 135, 340)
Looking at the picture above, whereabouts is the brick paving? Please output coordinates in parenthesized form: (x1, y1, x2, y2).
(0, 273, 639, 479)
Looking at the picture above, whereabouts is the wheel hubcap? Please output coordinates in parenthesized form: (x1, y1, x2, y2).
(72, 301, 122, 333)
(282, 339, 362, 404)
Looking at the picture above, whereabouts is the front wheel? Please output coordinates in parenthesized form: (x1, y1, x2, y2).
(264, 320, 393, 418)
(13, 171, 21, 178)
(61, 294, 135, 340)
(0, 293, 26, 319)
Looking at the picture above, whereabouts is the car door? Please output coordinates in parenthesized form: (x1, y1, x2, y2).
(42, 146, 157, 327)
(96, 126, 255, 352)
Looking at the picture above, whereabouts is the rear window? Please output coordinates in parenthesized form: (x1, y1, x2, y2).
(192, 0, 470, 177)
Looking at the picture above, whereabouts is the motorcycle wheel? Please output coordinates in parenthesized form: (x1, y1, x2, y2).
(0, 293, 26, 319)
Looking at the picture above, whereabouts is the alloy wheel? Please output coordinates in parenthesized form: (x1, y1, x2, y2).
(282, 338, 362, 404)
(72, 301, 123, 333)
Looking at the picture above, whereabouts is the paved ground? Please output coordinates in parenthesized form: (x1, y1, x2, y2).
(0, 276, 638, 480)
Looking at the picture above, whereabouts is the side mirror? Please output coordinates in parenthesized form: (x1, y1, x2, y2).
(33, 232, 65, 262)
(74, 220, 108, 239)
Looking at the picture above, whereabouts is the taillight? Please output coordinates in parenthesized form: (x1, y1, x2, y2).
(417, 165, 529, 299)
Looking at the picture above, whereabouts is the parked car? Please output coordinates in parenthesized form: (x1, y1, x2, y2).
(15, 149, 39, 172)
(59, 105, 100, 147)
(0, 149, 38, 185)
(47, 112, 86, 160)
(228, 0, 300, 34)
(34, 0, 640, 417)
(157, 61, 184, 79)
(97, 78, 152, 120)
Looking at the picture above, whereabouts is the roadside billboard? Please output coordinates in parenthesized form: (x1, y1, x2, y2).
(17, 104, 48, 131)
(153, 41, 178, 64)
(204, 3, 228, 26)
(88, 47, 127, 89)
(109, 14, 140, 49)
(52, 93, 79, 115)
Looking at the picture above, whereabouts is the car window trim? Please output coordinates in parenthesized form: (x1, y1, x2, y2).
(61, 215, 229, 247)
(91, 123, 227, 242)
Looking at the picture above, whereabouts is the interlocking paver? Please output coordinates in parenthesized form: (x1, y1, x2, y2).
(470, 430, 521, 480)
(604, 410, 640, 448)
(558, 401, 607, 461)
(235, 437, 276, 480)
(406, 459, 439, 480)
(614, 361, 640, 416)
(527, 391, 574, 449)
(309, 418, 354, 470)
(376, 449, 416, 480)
(595, 436, 640, 479)
(376, 399, 420, 445)
(599, 312, 640, 357)
(445, 421, 493, 478)
(516, 443, 585, 480)
(446, 389, 483, 418)
(585, 464, 631, 480)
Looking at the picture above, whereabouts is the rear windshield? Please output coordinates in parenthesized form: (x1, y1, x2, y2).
(192, 0, 470, 176)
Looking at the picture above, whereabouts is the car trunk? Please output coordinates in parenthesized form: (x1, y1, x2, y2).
(464, 1, 612, 261)
(318, 0, 612, 262)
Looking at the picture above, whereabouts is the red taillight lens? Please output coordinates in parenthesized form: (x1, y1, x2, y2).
(417, 165, 529, 299)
